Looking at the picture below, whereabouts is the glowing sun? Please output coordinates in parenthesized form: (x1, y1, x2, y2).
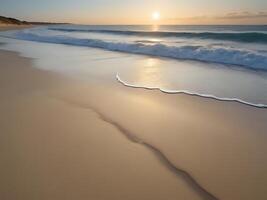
(152, 11, 160, 20)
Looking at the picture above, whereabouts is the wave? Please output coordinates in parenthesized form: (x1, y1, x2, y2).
(116, 74, 267, 109)
(49, 28, 267, 43)
(12, 31, 267, 70)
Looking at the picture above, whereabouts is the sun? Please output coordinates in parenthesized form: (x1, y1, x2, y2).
(152, 11, 160, 20)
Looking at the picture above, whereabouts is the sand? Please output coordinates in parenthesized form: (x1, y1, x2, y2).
(52, 77, 267, 200)
(0, 24, 33, 31)
(0, 51, 205, 200)
(1, 27, 267, 200)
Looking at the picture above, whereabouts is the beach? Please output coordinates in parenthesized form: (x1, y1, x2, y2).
(0, 24, 32, 31)
(1, 25, 267, 200)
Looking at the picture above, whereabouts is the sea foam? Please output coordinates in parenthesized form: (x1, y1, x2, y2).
(116, 73, 267, 108)
(10, 30, 267, 70)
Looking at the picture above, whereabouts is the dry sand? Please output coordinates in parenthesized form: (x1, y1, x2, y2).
(1, 26, 267, 200)
(0, 24, 33, 31)
(0, 51, 205, 200)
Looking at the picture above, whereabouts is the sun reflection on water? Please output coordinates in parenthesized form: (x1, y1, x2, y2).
(152, 24, 159, 32)
(133, 58, 164, 87)
(145, 58, 158, 67)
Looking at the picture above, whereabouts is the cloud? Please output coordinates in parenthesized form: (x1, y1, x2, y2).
(216, 11, 267, 19)
(166, 11, 267, 23)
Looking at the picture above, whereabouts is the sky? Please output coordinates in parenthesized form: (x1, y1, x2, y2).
(0, 0, 267, 25)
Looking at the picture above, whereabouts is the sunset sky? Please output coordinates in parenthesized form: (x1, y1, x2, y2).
(1, 0, 267, 24)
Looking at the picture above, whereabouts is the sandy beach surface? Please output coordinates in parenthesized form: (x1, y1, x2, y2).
(0, 24, 33, 31)
(1, 26, 267, 200)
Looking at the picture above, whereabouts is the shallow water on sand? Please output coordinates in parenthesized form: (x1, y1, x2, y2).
(1, 36, 267, 107)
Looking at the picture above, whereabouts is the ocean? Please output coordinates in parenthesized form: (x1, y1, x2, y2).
(1, 25, 267, 107)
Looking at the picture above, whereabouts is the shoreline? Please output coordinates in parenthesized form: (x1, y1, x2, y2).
(0, 48, 208, 200)
(116, 73, 267, 109)
(1, 27, 267, 200)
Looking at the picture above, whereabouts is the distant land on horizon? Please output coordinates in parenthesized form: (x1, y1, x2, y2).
(1, 15, 267, 26)
(0, 15, 69, 25)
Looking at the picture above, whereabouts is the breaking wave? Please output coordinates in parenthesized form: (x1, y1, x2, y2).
(49, 28, 267, 43)
(11, 31, 267, 70)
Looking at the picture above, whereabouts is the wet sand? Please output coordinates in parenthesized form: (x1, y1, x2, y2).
(0, 50, 206, 200)
(1, 28, 267, 200)
(52, 76, 267, 200)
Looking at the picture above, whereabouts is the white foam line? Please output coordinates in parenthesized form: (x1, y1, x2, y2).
(116, 73, 267, 109)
